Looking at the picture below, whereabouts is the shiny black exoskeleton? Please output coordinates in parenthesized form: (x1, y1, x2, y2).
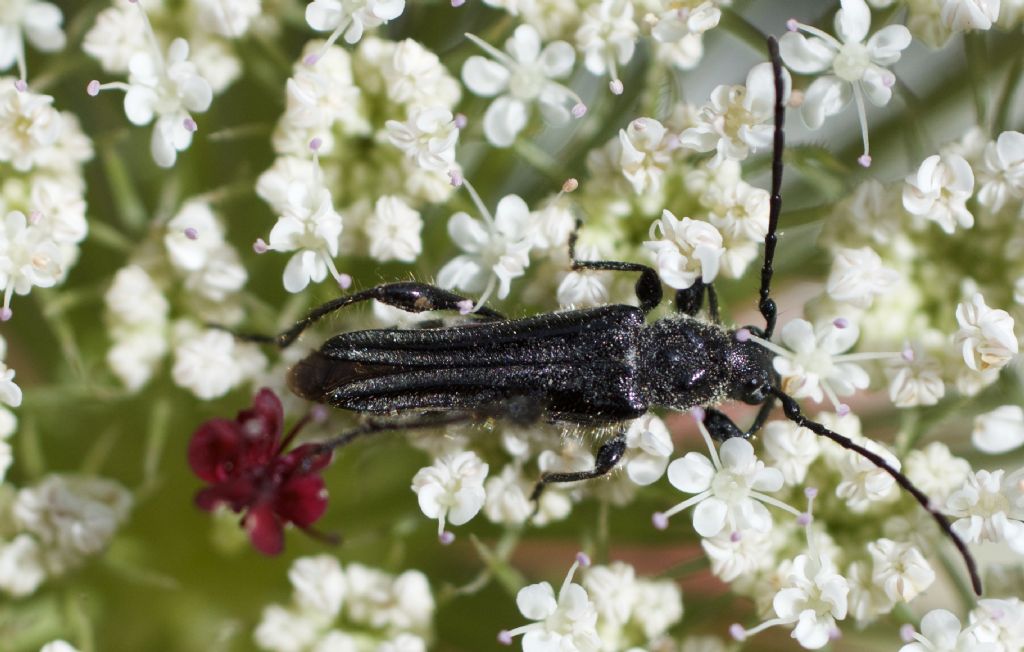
(233, 37, 981, 595)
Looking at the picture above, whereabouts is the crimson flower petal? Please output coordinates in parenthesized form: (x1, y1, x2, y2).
(276, 475, 328, 527)
(245, 502, 285, 555)
(188, 418, 245, 483)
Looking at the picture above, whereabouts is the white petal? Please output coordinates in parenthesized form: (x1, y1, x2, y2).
(835, 0, 871, 44)
(124, 87, 157, 125)
(517, 582, 557, 620)
(506, 24, 541, 63)
(867, 24, 912, 65)
(779, 33, 835, 74)
(860, 66, 893, 106)
(718, 438, 754, 470)
(448, 212, 489, 253)
(801, 76, 851, 129)
(482, 96, 528, 148)
(667, 453, 714, 493)
(461, 56, 510, 97)
(540, 42, 575, 79)
(692, 497, 728, 537)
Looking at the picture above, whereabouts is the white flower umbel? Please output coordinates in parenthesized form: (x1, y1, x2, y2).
(941, 0, 1001, 31)
(499, 552, 602, 652)
(0, 335, 21, 407)
(867, 538, 935, 603)
(681, 61, 789, 167)
(973, 405, 1024, 454)
(954, 293, 1018, 373)
(761, 419, 821, 486)
(0, 85, 60, 172)
(826, 246, 899, 309)
(643, 210, 724, 290)
(623, 414, 673, 486)
(305, 0, 405, 60)
(887, 346, 946, 408)
(13, 474, 132, 566)
(702, 526, 775, 582)
(968, 598, 1024, 651)
(655, 412, 793, 537)
(385, 106, 459, 172)
(745, 319, 888, 411)
(618, 117, 678, 194)
(902, 153, 976, 233)
(780, 0, 911, 165)
(0, 534, 45, 597)
(462, 25, 584, 147)
(905, 442, 972, 503)
(648, 0, 722, 43)
(947, 469, 1024, 553)
(976, 131, 1024, 212)
(835, 436, 901, 512)
(88, 3, 213, 169)
(437, 180, 534, 308)
(289, 554, 346, 617)
(733, 492, 850, 650)
(0, 210, 62, 321)
(171, 323, 266, 400)
(262, 140, 348, 293)
(364, 195, 422, 263)
(0, 0, 65, 86)
(575, 0, 640, 94)
(899, 608, 987, 652)
(410, 450, 488, 542)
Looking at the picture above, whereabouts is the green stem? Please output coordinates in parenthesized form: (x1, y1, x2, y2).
(963, 33, 989, 128)
(995, 53, 1024, 133)
(100, 139, 148, 234)
(719, 8, 771, 55)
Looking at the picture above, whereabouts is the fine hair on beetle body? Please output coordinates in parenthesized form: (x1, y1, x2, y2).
(229, 36, 983, 596)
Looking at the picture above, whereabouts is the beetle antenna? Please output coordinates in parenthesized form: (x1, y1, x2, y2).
(758, 36, 785, 338)
(769, 386, 982, 595)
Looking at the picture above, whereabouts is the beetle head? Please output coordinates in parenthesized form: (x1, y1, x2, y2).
(725, 328, 775, 405)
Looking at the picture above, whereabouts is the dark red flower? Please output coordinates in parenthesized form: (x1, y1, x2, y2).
(188, 388, 332, 555)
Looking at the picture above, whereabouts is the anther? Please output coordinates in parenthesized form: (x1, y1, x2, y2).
(14, 79, 26, 92)
(338, 274, 352, 290)
(858, 154, 872, 168)
(804, 487, 818, 499)
(901, 346, 915, 362)
(832, 317, 849, 329)
(28, 210, 42, 224)
(184, 227, 198, 240)
(729, 624, 747, 641)
(609, 79, 624, 95)
(457, 299, 473, 315)
(451, 0, 466, 6)
(797, 512, 812, 526)
(454, 113, 467, 129)
(837, 403, 850, 417)
(183, 117, 198, 132)
(309, 137, 323, 151)
(439, 531, 455, 545)
(899, 624, 916, 643)
(87, 80, 101, 96)
(310, 404, 329, 423)
(572, 103, 587, 118)
(575, 552, 591, 567)
(303, 53, 320, 66)
(0, 307, 11, 322)
(786, 18, 798, 31)
(562, 178, 579, 193)
(652, 512, 669, 530)
(690, 406, 706, 423)
(735, 328, 751, 342)
(497, 630, 512, 646)
(730, 531, 741, 542)
(448, 170, 464, 187)
(253, 238, 269, 254)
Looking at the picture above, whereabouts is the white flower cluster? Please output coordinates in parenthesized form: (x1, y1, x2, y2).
(255, 555, 434, 652)
(257, 37, 460, 292)
(84, 0, 259, 92)
(901, 600, 1024, 652)
(0, 81, 92, 321)
(105, 200, 265, 398)
(0, 0, 65, 86)
(905, 0, 1019, 47)
(85, 1, 218, 167)
(501, 554, 682, 651)
(0, 474, 131, 597)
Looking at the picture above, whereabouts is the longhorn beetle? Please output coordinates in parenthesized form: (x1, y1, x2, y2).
(233, 37, 982, 595)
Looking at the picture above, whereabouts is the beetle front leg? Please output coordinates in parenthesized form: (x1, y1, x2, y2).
(703, 399, 775, 441)
(529, 430, 627, 502)
(222, 282, 506, 349)
(674, 281, 720, 322)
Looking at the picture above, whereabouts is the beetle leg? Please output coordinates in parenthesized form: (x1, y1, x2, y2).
(703, 398, 775, 441)
(568, 219, 663, 314)
(529, 430, 627, 502)
(673, 282, 720, 322)
(221, 281, 506, 348)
